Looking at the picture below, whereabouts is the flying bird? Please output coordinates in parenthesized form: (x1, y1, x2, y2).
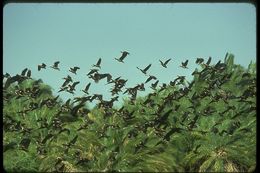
(115, 51, 130, 63)
(204, 57, 212, 67)
(92, 58, 102, 68)
(137, 64, 152, 75)
(81, 82, 91, 94)
(180, 60, 188, 69)
(21, 68, 28, 76)
(38, 63, 47, 71)
(150, 80, 159, 90)
(50, 61, 60, 70)
(87, 69, 99, 76)
(69, 66, 80, 74)
(159, 58, 171, 68)
(195, 58, 204, 64)
(145, 75, 157, 83)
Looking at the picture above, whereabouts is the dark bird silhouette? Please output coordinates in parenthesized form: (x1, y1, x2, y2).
(150, 80, 159, 90)
(159, 58, 171, 68)
(115, 51, 129, 63)
(50, 61, 60, 70)
(204, 56, 212, 67)
(145, 75, 157, 83)
(62, 75, 73, 83)
(4, 74, 27, 89)
(38, 63, 47, 71)
(137, 64, 152, 75)
(180, 60, 188, 68)
(93, 58, 102, 68)
(69, 66, 80, 74)
(68, 81, 80, 92)
(196, 58, 204, 64)
(58, 86, 68, 93)
(26, 70, 32, 79)
(87, 69, 99, 76)
(81, 82, 91, 94)
(90, 73, 112, 83)
(21, 68, 28, 76)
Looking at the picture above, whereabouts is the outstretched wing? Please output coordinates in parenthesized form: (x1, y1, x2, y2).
(164, 58, 171, 65)
(143, 64, 152, 72)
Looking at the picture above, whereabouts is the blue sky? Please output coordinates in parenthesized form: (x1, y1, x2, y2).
(3, 3, 256, 107)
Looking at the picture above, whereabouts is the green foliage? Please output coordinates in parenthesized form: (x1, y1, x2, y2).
(3, 53, 256, 172)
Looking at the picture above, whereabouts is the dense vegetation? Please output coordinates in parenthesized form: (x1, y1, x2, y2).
(3, 54, 256, 172)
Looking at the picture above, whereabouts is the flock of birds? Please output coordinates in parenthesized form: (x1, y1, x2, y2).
(4, 50, 206, 112)
(3, 51, 256, 168)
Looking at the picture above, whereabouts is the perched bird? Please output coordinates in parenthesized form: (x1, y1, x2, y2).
(145, 75, 157, 83)
(137, 64, 152, 75)
(81, 82, 91, 94)
(69, 66, 80, 74)
(159, 58, 171, 68)
(38, 63, 47, 71)
(92, 58, 102, 68)
(50, 61, 60, 70)
(115, 51, 130, 63)
(180, 60, 189, 68)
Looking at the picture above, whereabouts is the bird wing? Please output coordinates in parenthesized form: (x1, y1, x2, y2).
(165, 58, 171, 65)
(85, 83, 91, 91)
(143, 64, 152, 72)
(97, 58, 101, 66)
(21, 68, 28, 76)
(145, 76, 152, 83)
(54, 61, 60, 66)
(206, 57, 212, 65)
(38, 65, 41, 71)
(72, 81, 80, 87)
(159, 60, 164, 66)
(27, 70, 31, 78)
(184, 60, 188, 66)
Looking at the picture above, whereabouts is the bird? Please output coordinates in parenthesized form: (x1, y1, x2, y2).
(26, 70, 32, 79)
(204, 57, 212, 67)
(87, 69, 99, 76)
(68, 81, 80, 92)
(195, 58, 204, 64)
(21, 68, 28, 76)
(69, 66, 80, 74)
(137, 64, 152, 75)
(92, 58, 102, 68)
(145, 75, 157, 83)
(115, 51, 129, 63)
(180, 60, 188, 68)
(159, 58, 171, 68)
(50, 61, 60, 70)
(150, 80, 159, 90)
(62, 75, 73, 83)
(81, 82, 91, 94)
(38, 63, 47, 71)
